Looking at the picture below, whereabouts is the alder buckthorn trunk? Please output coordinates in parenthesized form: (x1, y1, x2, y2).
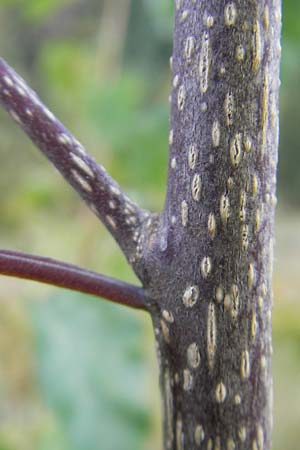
(0, 1, 282, 449)
(142, 1, 281, 449)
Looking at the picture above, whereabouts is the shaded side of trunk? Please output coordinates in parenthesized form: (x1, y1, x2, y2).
(141, 1, 281, 449)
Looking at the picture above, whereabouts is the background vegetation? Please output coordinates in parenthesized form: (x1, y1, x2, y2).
(0, 1, 299, 449)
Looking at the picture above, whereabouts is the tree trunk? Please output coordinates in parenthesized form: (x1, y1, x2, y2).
(142, 1, 281, 449)
(0, 1, 282, 449)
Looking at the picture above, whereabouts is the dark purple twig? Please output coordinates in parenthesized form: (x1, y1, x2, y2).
(0, 58, 149, 262)
(0, 249, 147, 310)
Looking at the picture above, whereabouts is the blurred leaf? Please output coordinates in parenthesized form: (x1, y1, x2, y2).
(278, 41, 300, 206)
(28, 293, 150, 450)
(86, 73, 168, 206)
(22, 0, 71, 22)
(282, 0, 300, 40)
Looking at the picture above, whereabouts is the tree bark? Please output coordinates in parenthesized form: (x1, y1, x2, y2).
(141, 1, 281, 449)
(0, 1, 282, 449)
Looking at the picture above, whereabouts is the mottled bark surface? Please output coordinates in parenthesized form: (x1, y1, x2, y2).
(141, 1, 281, 449)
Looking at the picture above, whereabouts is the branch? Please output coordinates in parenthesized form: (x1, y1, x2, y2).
(0, 250, 147, 311)
(0, 58, 149, 262)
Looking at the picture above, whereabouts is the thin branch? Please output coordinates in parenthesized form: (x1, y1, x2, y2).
(0, 58, 149, 262)
(0, 249, 147, 311)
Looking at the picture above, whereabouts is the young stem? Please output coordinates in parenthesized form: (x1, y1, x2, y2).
(0, 250, 147, 310)
(0, 58, 149, 264)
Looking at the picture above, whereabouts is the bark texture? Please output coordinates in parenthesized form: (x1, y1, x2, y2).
(141, 1, 281, 449)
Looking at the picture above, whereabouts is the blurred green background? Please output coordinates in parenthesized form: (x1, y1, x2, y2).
(0, 1, 299, 449)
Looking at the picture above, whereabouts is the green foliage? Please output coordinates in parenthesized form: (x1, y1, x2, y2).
(278, 40, 300, 205)
(86, 74, 168, 205)
(29, 293, 150, 450)
(0, 0, 72, 21)
(282, 0, 300, 40)
(22, 0, 69, 21)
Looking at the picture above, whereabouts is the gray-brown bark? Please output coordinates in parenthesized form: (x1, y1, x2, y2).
(0, 1, 281, 449)
(140, 1, 281, 449)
